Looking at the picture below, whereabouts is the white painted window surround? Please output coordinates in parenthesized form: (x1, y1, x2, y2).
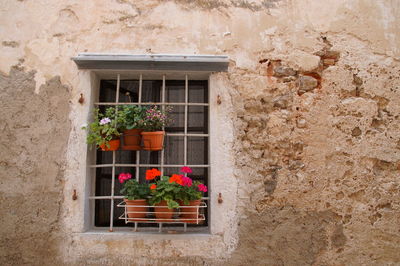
(64, 55, 238, 258)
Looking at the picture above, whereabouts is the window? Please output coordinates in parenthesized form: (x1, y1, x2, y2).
(88, 74, 210, 232)
(72, 54, 232, 240)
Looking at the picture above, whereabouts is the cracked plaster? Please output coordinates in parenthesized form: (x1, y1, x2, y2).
(0, 0, 400, 265)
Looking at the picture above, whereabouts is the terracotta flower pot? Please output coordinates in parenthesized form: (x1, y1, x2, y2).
(179, 200, 202, 224)
(122, 129, 143, 150)
(141, 131, 165, 151)
(99, 139, 120, 151)
(124, 198, 148, 221)
(154, 200, 175, 222)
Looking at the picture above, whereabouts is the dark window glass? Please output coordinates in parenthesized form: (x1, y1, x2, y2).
(164, 136, 184, 165)
(94, 199, 110, 227)
(189, 80, 208, 103)
(187, 137, 208, 165)
(95, 167, 111, 196)
(119, 80, 139, 103)
(188, 106, 208, 134)
(141, 80, 161, 102)
(166, 80, 185, 103)
(165, 105, 184, 133)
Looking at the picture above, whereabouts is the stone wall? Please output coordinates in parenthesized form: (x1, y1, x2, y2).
(0, 0, 399, 265)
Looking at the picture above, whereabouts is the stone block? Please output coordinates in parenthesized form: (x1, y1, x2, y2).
(297, 75, 318, 94)
(273, 66, 297, 77)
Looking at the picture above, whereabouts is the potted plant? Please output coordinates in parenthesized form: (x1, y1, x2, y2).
(84, 107, 122, 151)
(119, 105, 147, 150)
(147, 168, 181, 222)
(119, 172, 150, 221)
(176, 166, 207, 223)
(141, 106, 172, 151)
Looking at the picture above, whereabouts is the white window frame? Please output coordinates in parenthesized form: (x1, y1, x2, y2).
(64, 55, 237, 258)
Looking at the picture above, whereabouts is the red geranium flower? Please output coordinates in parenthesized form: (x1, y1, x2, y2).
(198, 184, 207, 192)
(150, 184, 157, 190)
(118, 172, 132, 183)
(181, 176, 193, 187)
(146, 168, 161, 180)
(180, 166, 192, 174)
(169, 174, 183, 185)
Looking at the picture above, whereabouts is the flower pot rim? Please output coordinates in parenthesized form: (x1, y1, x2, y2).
(141, 131, 165, 134)
(178, 199, 202, 205)
(99, 139, 120, 151)
(123, 128, 143, 132)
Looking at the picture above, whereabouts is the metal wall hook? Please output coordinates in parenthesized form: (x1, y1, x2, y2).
(218, 193, 223, 204)
(72, 189, 78, 200)
(217, 95, 222, 105)
(78, 93, 84, 104)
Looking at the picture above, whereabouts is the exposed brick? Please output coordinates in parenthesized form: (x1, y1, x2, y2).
(323, 59, 336, 66)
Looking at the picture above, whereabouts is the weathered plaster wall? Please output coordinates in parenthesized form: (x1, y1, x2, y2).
(0, 69, 70, 265)
(1, 0, 399, 265)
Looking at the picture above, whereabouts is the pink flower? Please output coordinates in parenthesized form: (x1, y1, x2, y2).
(198, 184, 207, 192)
(180, 166, 192, 174)
(99, 117, 111, 125)
(181, 176, 193, 187)
(118, 173, 132, 183)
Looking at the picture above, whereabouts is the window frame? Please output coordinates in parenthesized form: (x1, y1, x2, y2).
(87, 72, 211, 232)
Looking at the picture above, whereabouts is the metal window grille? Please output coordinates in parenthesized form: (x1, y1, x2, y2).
(88, 74, 209, 232)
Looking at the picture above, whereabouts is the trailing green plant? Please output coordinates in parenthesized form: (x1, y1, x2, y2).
(119, 105, 147, 130)
(142, 105, 173, 131)
(119, 173, 150, 200)
(83, 107, 122, 148)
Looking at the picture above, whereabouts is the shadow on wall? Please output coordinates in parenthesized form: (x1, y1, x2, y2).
(0, 68, 71, 265)
(224, 207, 338, 266)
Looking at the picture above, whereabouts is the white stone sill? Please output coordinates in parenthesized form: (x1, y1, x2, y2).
(77, 227, 213, 241)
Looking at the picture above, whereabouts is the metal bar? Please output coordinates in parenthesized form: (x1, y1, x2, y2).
(89, 196, 125, 199)
(109, 74, 120, 232)
(94, 102, 208, 106)
(136, 74, 142, 182)
(138, 74, 142, 103)
(91, 196, 210, 200)
(120, 219, 205, 224)
(119, 213, 207, 219)
(184, 74, 188, 167)
(166, 133, 209, 137)
(117, 213, 206, 224)
(207, 77, 211, 230)
(160, 75, 165, 176)
(124, 204, 127, 224)
(116, 74, 120, 103)
(117, 201, 207, 208)
(135, 151, 140, 182)
(90, 164, 210, 168)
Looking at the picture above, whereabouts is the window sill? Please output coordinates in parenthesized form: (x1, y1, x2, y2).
(77, 227, 212, 240)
